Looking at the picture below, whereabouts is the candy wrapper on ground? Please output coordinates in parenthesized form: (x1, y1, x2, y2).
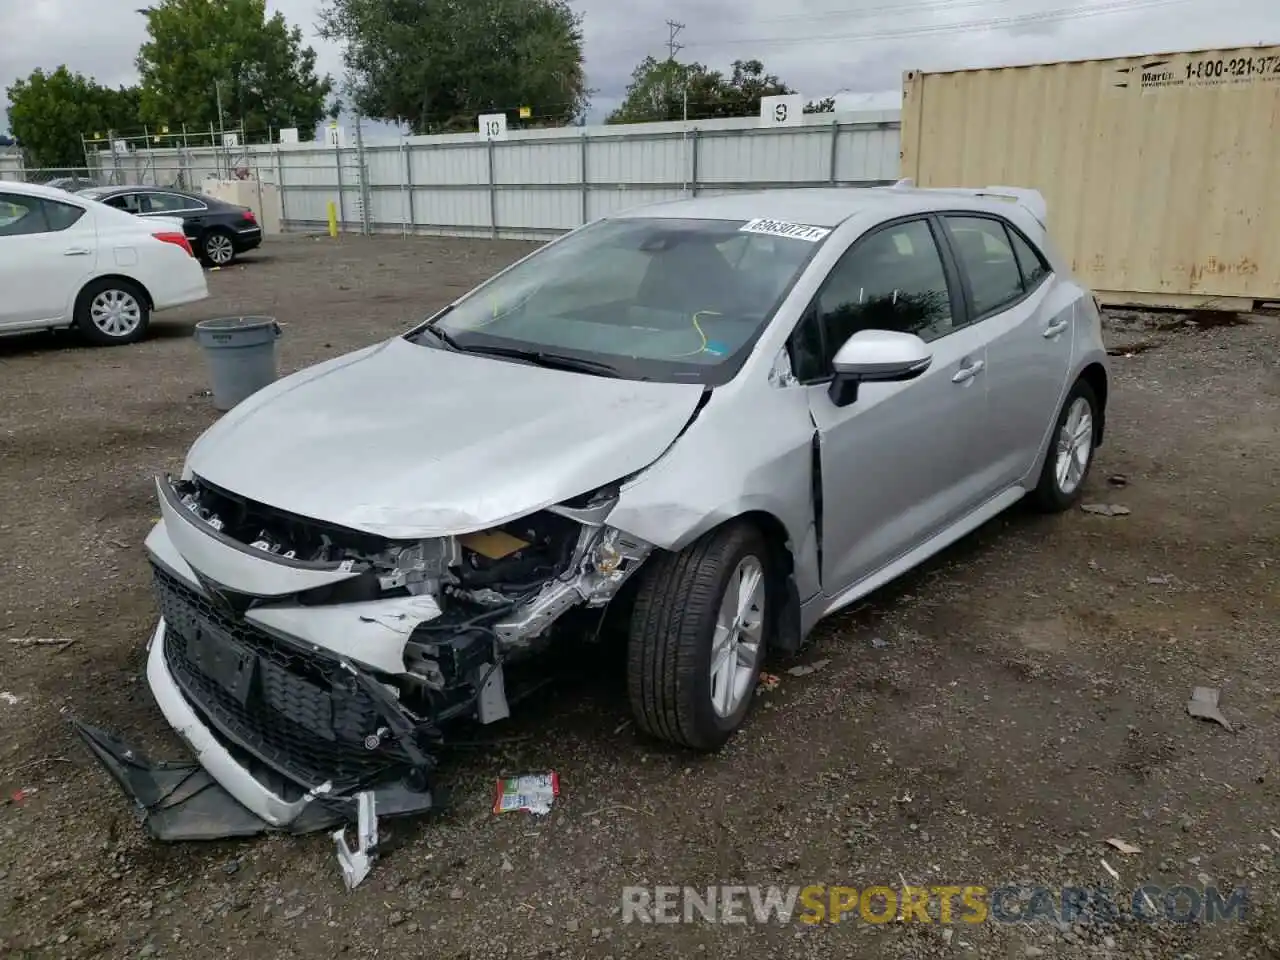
(493, 772, 560, 814)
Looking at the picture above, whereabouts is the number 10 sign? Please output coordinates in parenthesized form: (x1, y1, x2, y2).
(478, 114, 508, 140)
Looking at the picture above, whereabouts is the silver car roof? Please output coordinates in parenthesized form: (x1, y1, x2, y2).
(618, 186, 1047, 230)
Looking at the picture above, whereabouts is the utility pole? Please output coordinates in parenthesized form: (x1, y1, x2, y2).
(214, 79, 225, 138)
(665, 20, 688, 122)
(665, 20, 684, 60)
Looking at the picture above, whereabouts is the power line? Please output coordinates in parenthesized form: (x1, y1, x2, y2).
(741, 0, 1064, 27)
(684, 0, 1198, 48)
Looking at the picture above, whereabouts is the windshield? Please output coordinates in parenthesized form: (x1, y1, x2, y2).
(416, 216, 827, 384)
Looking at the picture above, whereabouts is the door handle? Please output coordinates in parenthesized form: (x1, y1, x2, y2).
(63, 248, 91, 256)
(1043, 319, 1070, 338)
(952, 359, 985, 384)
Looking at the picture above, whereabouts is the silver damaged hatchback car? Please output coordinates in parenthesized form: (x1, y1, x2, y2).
(80, 185, 1109, 839)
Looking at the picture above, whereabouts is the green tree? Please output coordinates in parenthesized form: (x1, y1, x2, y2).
(136, 0, 331, 140)
(605, 57, 722, 124)
(804, 97, 836, 114)
(320, 0, 589, 134)
(607, 56, 795, 124)
(5, 66, 142, 168)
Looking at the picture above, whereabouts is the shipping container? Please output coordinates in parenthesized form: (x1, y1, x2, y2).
(900, 45, 1280, 311)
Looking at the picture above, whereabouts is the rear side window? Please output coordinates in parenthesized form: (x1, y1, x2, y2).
(1008, 227, 1050, 290)
(43, 199, 86, 231)
(943, 216, 1024, 317)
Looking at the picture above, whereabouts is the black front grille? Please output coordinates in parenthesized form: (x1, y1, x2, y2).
(153, 563, 409, 788)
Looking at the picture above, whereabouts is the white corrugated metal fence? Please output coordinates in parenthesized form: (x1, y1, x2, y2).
(27, 111, 901, 240)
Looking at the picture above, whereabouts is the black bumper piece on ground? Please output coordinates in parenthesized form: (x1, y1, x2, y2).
(73, 720, 345, 840)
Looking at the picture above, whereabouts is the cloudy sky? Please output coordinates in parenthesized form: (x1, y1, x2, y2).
(1, 0, 1274, 135)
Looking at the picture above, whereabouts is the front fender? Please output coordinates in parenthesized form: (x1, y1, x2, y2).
(605, 384, 821, 602)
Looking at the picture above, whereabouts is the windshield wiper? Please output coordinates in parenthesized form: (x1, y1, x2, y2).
(415, 323, 462, 351)
(455, 344, 623, 378)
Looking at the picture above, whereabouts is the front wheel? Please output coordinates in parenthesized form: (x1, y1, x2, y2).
(627, 523, 771, 751)
(74, 278, 150, 346)
(1031, 379, 1100, 512)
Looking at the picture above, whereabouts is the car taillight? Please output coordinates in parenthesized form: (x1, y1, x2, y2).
(243, 209, 256, 223)
(154, 231, 194, 257)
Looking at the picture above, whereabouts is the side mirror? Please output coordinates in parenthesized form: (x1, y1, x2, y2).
(828, 330, 932, 407)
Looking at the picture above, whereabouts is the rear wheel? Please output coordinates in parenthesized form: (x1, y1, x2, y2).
(627, 522, 771, 751)
(201, 229, 236, 266)
(1031, 379, 1099, 512)
(74, 278, 150, 346)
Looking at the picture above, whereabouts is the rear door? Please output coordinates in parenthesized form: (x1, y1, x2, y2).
(0, 192, 97, 329)
(939, 215, 1074, 490)
(792, 216, 992, 594)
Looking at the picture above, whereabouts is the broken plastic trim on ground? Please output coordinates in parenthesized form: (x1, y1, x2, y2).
(73, 720, 436, 841)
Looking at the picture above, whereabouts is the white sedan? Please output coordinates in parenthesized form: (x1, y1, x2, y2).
(0, 181, 209, 345)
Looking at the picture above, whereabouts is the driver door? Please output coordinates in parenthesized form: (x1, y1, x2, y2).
(793, 216, 992, 595)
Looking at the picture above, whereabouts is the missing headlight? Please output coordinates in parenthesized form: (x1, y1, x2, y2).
(453, 512, 581, 595)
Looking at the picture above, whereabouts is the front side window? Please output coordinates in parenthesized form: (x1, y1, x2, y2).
(420, 217, 828, 385)
(800, 218, 953, 378)
(101, 193, 144, 214)
(943, 216, 1025, 317)
(0, 195, 79, 236)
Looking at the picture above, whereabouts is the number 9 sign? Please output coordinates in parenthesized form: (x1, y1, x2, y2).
(760, 94, 803, 127)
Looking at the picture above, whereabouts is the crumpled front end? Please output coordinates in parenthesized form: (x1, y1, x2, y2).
(80, 472, 651, 839)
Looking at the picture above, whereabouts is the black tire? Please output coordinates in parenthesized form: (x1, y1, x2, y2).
(1031, 378, 1100, 512)
(201, 228, 236, 266)
(627, 522, 772, 751)
(74, 277, 150, 347)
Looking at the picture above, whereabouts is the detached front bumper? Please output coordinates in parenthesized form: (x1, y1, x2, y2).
(77, 617, 436, 839)
(77, 607, 438, 840)
(75, 617, 341, 839)
(148, 617, 325, 826)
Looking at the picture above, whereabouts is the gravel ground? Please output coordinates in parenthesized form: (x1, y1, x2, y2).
(1, 235, 1277, 959)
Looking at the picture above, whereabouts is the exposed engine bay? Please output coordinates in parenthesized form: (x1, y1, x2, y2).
(77, 472, 655, 862)
(148, 474, 651, 794)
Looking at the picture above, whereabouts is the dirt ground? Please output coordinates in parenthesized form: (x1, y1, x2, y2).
(1, 235, 1277, 960)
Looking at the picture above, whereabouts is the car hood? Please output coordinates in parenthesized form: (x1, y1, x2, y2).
(185, 336, 706, 538)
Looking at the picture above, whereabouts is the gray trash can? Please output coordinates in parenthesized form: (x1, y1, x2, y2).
(193, 316, 282, 411)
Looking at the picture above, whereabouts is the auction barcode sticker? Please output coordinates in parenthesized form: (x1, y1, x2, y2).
(739, 218, 832, 242)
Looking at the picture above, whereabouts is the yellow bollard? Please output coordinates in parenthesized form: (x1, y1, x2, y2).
(327, 200, 338, 238)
